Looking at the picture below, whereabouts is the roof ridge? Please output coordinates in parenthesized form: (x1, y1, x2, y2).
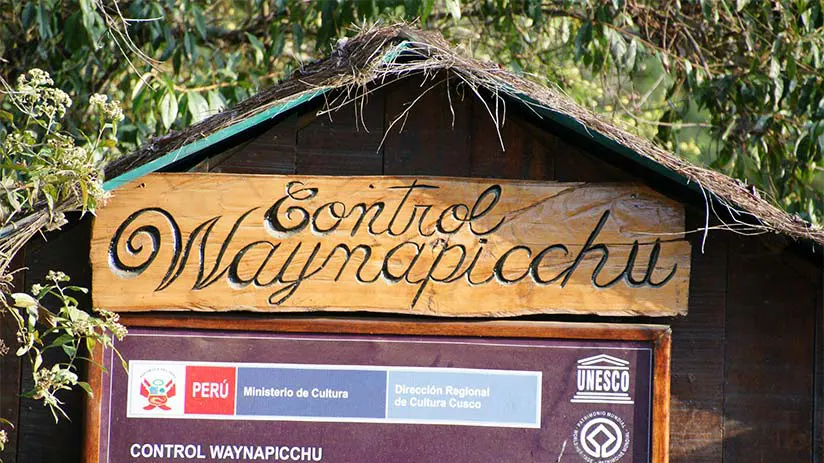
(102, 24, 824, 248)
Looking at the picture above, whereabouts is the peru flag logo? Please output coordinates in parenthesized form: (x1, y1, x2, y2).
(139, 371, 177, 411)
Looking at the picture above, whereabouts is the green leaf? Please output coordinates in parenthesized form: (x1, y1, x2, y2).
(79, 178, 89, 211)
(159, 91, 178, 130)
(61, 343, 77, 357)
(33, 351, 42, 371)
(292, 23, 303, 54)
(77, 381, 93, 396)
(33, 286, 50, 300)
(187, 91, 210, 123)
(21, 3, 35, 29)
(736, 0, 749, 12)
(79, 0, 95, 32)
(12, 293, 38, 310)
(208, 90, 226, 113)
(625, 38, 638, 69)
(574, 22, 593, 60)
(64, 12, 83, 49)
(421, 0, 435, 24)
(685, 60, 694, 88)
(445, 0, 461, 20)
(754, 115, 772, 133)
(193, 6, 207, 40)
(49, 333, 75, 348)
(270, 25, 285, 56)
(245, 32, 265, 64)
(183, 31, 196, 60)
(173, 48, 183, 74)
(527, 0, 542, 23)
(607, 29, 627, 64)
(700, 0, 719, 22)
(317, 0, 336, 47)
(786, 55, 797, 81)
(36, 0, 52, 39)
(131, 73, 152, 101)
(816, 123, 824, 153)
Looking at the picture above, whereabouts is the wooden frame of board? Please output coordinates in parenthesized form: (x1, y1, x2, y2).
(83, 316, 671, 463)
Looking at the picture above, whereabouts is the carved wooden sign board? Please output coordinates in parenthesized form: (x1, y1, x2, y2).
(91, 173, 690, 316)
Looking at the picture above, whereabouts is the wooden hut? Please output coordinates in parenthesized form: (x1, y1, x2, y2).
(2, 25, 822, 462)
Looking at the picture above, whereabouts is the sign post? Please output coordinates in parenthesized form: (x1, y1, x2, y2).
(85, 318, 670, 463)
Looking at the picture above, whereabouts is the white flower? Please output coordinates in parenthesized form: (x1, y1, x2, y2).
(17, 68, 53, 87)
(106, 102, 124, 121)
(46, 270, 70, 282)
(89, 93, 108, 108)
(90, 93, 124, 122)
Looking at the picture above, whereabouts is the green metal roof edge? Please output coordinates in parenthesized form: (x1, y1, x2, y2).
(104, 41, 690, 196)
(511, 93, 824, 252)
(102, 88, 329, 191)
(102, 42, 416, 192)
(511, 92, 696, 191)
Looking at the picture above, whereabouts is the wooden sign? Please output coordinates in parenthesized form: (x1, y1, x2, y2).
(91, 173, 690, 316)
(85, 317, 671, 463)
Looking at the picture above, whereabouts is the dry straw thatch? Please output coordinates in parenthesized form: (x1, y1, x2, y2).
(101, 25, 824, 248)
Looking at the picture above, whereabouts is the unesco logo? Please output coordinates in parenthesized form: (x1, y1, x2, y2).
(570, 354, 633, 405)
(572, 411, 630, 463)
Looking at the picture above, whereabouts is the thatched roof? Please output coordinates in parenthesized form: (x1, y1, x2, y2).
(105, 24, 824, 247)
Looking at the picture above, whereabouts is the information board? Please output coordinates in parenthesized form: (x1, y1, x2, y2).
(86, 319, 670, 463)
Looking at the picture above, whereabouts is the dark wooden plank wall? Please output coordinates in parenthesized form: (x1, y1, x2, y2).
(0, 251, 24, 463)
(817, 254, 824, 462)
(669, 223, 727, 462)
(6, 73, 821, 462)
(723, 237, 817, 461)
(13, 220, 92, 463)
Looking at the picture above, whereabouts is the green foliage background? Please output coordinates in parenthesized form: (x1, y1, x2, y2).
(0, 69, 127, 440)
(2, 0, 823, 223)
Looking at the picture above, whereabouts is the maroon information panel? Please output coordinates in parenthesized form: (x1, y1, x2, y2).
(86, 319, 670, 463)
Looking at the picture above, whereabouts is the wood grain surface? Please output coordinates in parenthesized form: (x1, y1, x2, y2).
(91, 173, 690, 316)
